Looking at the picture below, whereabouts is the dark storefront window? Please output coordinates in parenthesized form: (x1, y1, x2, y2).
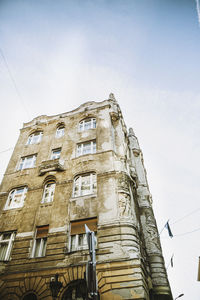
(23, 293, 37, 300)
(62, 280, 87, 300)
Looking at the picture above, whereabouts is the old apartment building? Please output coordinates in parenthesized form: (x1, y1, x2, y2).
(0, 95, 172, 300)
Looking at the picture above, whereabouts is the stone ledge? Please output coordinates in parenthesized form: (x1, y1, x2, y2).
(38, 158, 65, 176)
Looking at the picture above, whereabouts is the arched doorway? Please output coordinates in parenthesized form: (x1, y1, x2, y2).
(62, 280, 87, 300)
(22, 293, 37, 300)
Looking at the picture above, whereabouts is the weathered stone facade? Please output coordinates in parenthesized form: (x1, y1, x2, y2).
(0, 95, 172, 299)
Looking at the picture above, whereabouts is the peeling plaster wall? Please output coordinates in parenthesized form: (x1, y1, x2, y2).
(0, 96, 172, 300)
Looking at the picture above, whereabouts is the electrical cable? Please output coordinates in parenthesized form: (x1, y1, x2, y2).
(173, 226, 200, 237)
(172, 208, 200, 225)
(0, 147, 14, 154)
(0, 47, 31, 119)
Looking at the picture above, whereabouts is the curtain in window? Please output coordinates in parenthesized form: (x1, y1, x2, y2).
(0, 243, 8, 260)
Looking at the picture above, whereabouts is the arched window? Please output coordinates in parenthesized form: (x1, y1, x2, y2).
(41, 181, 56, 203)
(27, 131, 43, 145)
(4, 187, 27, 210)
(78, 118, 96, 132)
(56, 125, 65, 138)
(62, 280, 87, 300)
(73, 173, 96, 197)
(23, 293, 37, 300)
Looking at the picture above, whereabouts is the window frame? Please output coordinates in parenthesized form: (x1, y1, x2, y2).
(18, 155, 36, 170)
(73, 173, 97, 197)
(70, 233, 88, 251)
(4, 186, 27, 210)
(41, 181, 56, 203)
(69, 218, 97, 252)
(76, 140, 96, 157)
(50, 148, 61, 160)
(0, 232, 15, 261)
(31, 226, 48, 258)
(26, 131, 43, 145)
(78, 118, 96, 132)
(55, 126, 65, 138)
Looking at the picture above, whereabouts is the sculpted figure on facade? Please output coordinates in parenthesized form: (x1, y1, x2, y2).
(118, 192, 132, 217)
(142, 210, 162, 255)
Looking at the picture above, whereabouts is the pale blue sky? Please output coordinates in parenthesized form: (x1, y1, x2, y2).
(0, 0, 200, 299)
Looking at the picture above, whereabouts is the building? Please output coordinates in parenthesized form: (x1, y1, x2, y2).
(0, 94, 172, 300)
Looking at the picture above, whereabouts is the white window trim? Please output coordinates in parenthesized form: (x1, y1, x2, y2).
(73, 173, 96, 197)
(69, 232, 97, 252)
(26, 132, 43, 145)
(50, 148, 61, 160)
(77, 140, 96, 157)
(41, 182, 56, 203)
(0, 232, 15, 261)
(18, 155, 36, 170)
(4, 187, 27, 210)
(70, 233, 88, 252)
(79, 118, 96, 132)
(56, 126, 65, 138)
(31, 237, 47, 258)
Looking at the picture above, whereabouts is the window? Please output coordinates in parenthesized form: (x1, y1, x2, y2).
(18, 155, 36, 170)
(27, 131, 43, 145)
(70, 218, 97, 251)
(56, 126, 65, 138)
(61, 280, 87, 300)
(32, 226, 48, 258)
(73, 173, 97, 197)
(41, 181, 55, 203)
(4, 187, 27, 210)
(77, 140, 96, 157)
(79, 118, 96, 132)
(51, 148, 61, 160)
(0, 232, 15, 261)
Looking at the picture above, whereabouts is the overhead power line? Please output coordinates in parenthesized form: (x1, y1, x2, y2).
(0, 47, 31, 118)
(172, 208, 200, 225)
(174, 226, 200, 237)
(0, 147, 14, 154)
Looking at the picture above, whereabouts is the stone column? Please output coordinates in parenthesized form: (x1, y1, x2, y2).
(128, 128, 173, 300)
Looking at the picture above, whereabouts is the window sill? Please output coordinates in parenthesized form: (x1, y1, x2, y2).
(29, 256, 46, 260)
(67, 248, 88, 254)
(40, 202, 53, 207)
(78, 128, 96, 133)
(67, 247, 98, 255)
(2, 207, 23, 213)
(72, 153, 98, 161)
(16, 167, 35, 173)
(3, 206, 23, 211)
(70, 194, 97, 202)
(24, 143, 40, 147)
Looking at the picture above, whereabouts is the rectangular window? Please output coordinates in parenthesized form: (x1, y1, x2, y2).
(0, 232, 15, 261)
(77, 140, 96, 157)
(32, 225, 48, 258)
(70, 218, 97, 252)
(18, 155, 36, 170)
(51, 148, 61, 160)
(73, 173, 97, 197)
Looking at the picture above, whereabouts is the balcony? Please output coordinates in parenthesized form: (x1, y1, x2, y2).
(38, 159, 65, 176)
